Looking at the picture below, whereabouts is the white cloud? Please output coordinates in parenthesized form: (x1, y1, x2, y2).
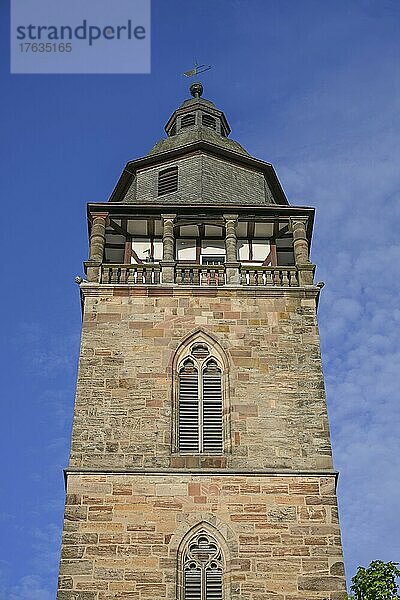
(240, 29, 400, 582)
(5, 576, 52, 600)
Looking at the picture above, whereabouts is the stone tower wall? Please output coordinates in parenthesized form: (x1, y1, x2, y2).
(69, 287, 333, 472)
(58, 473, 346, 599)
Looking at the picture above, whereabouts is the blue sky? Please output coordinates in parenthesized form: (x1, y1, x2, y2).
(1, 0, 399, 596)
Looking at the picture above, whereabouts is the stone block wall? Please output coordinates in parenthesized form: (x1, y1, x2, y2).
(57, 473, 346, 599)
(69, 287, 332, 471)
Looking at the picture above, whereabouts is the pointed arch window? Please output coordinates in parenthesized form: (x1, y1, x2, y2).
(178, 343, 223, 454)
(183, 530, 223, 600)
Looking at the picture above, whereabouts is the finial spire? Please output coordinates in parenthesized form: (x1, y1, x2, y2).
(190, 82, 203, 98)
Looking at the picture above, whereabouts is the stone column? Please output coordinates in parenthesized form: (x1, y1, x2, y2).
(85, 212, 108, 283)
(160, 214, 176, 283)
(290, 217, 315, 286)
(224, 214, 240, 285)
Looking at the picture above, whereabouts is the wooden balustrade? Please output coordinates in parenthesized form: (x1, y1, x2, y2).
(240, 266, 299, 287)
(99, 264, 299, 287)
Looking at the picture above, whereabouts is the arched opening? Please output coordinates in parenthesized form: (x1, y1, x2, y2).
(179, 526, 226, 600)
(173, 332, 229, 454)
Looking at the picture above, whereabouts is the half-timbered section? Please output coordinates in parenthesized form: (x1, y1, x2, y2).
(87, 205, 314, 288)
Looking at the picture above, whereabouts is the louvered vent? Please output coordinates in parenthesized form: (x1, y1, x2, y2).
(184, 564, 201, 600)
(181, 113, 196, 128)
(202, 361, 223, 453)
(202, 114, 217, 130)
(158, 166, 178, 196)
(177, 343, 224, 455)
(206, 567, 223, 600)
(178, 360, 199, 453)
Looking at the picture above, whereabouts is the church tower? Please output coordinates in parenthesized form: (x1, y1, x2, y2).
(57, 83, 347, 599)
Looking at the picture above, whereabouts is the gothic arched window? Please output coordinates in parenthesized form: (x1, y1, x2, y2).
(182, 530, 224, 600)
(177, 342, 224, 454)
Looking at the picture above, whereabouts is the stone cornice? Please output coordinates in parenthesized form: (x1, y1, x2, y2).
(65, 467, 338, 478)
(88, 202, 315, 218)
(78, 283, 321, 300)
(64, 468, 340, 492)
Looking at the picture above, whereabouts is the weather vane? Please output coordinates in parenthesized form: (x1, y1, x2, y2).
(183, 60, 212, 98)
(183, 60, 212, 78)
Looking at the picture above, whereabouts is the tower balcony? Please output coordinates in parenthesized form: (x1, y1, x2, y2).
(85, 209, 316, 288)
(99, 262, 303, 287)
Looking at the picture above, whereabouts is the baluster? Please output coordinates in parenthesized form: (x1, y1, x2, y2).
(189, 269, 194, 284)
(110, 267, 118, 284)
(154, 267, 160, 284)
(281, 269, 290, 286)
(249, 270, 257, 285)
(136, 266, 143, 284)
(126, 267, 134, 284)
(264, 270, 273, 286)
(271, 269, 279, 286)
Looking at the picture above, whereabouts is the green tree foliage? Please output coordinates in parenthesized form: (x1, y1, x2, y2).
(347, 560, 400, 600)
